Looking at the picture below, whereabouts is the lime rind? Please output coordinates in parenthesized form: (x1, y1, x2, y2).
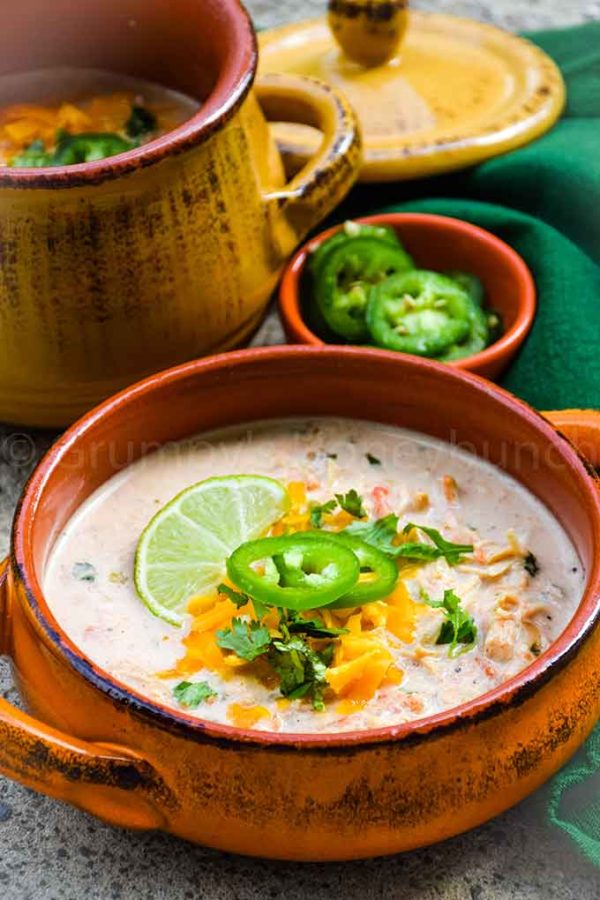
(134, 475, 289, 626)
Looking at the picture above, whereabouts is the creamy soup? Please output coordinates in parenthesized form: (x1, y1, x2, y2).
(0, 67, 199, 166)
(44, 419, 584, 734)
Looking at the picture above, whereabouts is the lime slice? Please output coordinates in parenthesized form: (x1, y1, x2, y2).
(134, 476, 289, 626)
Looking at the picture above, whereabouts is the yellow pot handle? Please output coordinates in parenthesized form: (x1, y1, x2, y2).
(543, 409, 600, 469)
(0, 557, 174, 828)
(256, 73, 362, 256)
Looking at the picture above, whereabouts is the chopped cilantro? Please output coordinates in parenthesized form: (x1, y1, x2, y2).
(284, 609, 348, 639)
(215, 618, 272, 661)
(309, 489, 366, 527)
(345, 513, 400, 554)
(72, 562, 97, 583)
(400, 523, 473, 565)
(346, 517, 472, 565)
(524, 552, 540, 577)
(366, 453, 381, 466)
(335, 489, 366, 518)
(214, 610, 336, 710)
(10, 139, 54, 167)
(424, 589, 477, 657)
(394, 543, 446, 562)
(309, 499, 337, 528)
(173, 680, 217, 708)
(217, 583, 251, 609)
(52, 131, 135, 164)
(203, 568, 357, 713)
(125, 104, 158, 139)
(270, 628, 330, 711)
(218, 583, 268, 619)
(11, 128, 137, 168)
(319, 642, 336, 668)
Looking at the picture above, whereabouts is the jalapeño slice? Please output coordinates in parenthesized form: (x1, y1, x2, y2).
(323, 532, 399, 607)
(315, 236, 416, 342)
(445, 271, 485, 307)
(436, 303, 491, 361)
(276, 530, 398, 608)
(309, 221, 406, 281)
(227, 534, 360, 611)
(366, 270, 472, 356)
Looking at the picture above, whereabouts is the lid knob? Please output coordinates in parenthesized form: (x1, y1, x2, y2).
(328, 1, 409, 67)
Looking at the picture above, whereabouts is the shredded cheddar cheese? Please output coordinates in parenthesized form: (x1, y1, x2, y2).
(227, 704, 271, 729)
(336, 699, 366, 716)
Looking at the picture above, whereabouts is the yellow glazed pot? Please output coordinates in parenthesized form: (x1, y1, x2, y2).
(0, 347, 599, 860)
(0, 0, 361, 427)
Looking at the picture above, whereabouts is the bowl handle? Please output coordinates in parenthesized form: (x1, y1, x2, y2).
(0, 557, 9, 656)
(543, 409, 600, 469)
(0, 558, 174, 829)
(256, 73, 362, 256)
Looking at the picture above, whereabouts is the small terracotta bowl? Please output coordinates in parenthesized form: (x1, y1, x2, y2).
(279, 213, 536, 381)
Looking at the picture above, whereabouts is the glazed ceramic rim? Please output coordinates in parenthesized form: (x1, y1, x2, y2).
(0, 0, 257, 189)
(12, 346, 600, 750)
(259, 13, 566, 182)
(279, 213, 537, 375)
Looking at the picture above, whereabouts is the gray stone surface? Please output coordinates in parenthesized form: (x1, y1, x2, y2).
(0, 1, 598, 898)
(251, 0, 600, 29)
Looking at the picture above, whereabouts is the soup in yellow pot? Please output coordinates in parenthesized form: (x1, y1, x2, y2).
(0, 67, 199, 166)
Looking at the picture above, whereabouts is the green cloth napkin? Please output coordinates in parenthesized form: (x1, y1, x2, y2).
(338, 21, 600, 865)
(548, 729, 600, 867)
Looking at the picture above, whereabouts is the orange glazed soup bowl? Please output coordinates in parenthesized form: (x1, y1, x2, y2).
(0, 346, 599, 861)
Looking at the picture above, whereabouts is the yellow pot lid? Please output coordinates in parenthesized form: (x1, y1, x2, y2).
(258, 12, 566, 183)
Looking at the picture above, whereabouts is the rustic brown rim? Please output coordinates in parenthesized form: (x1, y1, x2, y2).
(0, 0, 257, 189)
(12, 346, 600, 750)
